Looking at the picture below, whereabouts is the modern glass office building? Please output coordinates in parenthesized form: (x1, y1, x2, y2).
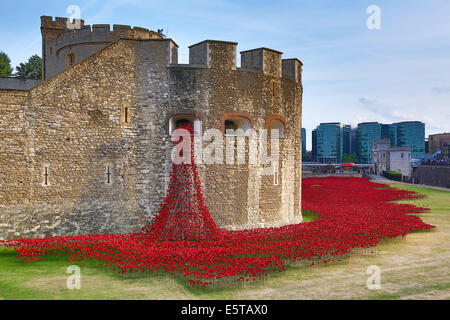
(396, 121, 425, 158)
(349, 127, 357, 155)
(311, 120, 425, 163)
(388, 123, 398, 146)
(356, 122, 382, 164)
(313, 123, 350, 163)
(311, 129, 317, 161)
(301, 128, 306, 158)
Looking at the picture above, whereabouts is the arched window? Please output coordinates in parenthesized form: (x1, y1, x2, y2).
(267, 118, 285, 138)
(169, 114, 202, 135)
(223, 116, 251, 136)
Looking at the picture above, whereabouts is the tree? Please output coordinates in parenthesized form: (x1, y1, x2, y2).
(0, 52, 12, 77)
(15, 54, 42, 79)
(342, 152, 358, 163)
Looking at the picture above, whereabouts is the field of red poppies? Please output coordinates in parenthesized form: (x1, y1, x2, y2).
(0, 175, 435, 288)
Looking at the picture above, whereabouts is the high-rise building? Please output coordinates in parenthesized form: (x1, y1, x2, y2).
(396, 121, 425, 158)
(356, 122, 382, 164)
(388, 123, 398, 146)
(311, 129, 317, 161)
(349, 126, 357, 156)
(313, 123, 350, 163)
(301, 128, 306, 158)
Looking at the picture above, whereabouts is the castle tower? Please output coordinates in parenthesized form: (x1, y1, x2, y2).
(41, 16, 85, 80)
(40, 15, 163, 80)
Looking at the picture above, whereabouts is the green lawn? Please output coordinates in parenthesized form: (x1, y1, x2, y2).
(0, 182, 449, 300)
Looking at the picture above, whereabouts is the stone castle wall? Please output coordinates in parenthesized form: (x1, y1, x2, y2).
(135, 40, 303, 229)
(0, 35, 303, 239)
(0, 78, 41, 91)
(413, 166, 450, 188)
(0, 40, 147, 239)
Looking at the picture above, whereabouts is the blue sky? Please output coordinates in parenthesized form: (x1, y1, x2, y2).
(1, 0, 449, 149)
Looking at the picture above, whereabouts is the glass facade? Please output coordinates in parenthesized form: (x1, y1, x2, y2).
(312, 129, 317, 161)
(357, 122, 382, 164)
(314, 123, 350, 163)
(388, 124, 398, 146)
(349, 127, 357, 155)
(301, 128, 306, 158)
(396, 121, 425, 158)
(310, 120, 425, 163)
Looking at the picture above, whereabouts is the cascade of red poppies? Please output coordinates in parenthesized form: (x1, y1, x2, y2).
(0, 148, 436, 287)
(144, 125, 218, 242)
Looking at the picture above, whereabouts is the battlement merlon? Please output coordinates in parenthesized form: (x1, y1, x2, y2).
(282, 58, 303, 83)
(189, 40, 238, 70)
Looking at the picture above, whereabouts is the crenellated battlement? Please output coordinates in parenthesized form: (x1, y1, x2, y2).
(48, 22, 162, 51)
(41, 16, 163, 79)
(41, 15, 85, 29)
(40, 16, 301, 82)
(182, 40, 302, 81)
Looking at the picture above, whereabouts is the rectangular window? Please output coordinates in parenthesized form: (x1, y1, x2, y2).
(49, 46, 54, 56)
(121, 105, 131, 125)
(67, 53, 75, 66)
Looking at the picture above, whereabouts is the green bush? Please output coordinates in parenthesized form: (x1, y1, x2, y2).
(384, 170, 402, 181)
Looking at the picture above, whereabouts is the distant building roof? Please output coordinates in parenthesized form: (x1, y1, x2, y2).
(389, 147, 411, 151)
(395, 121, 423, 125)
(358, 122, 379, 125)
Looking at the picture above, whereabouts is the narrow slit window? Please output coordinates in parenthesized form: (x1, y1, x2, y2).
(106, 165, 111, 184)
(43, 166, 49, 186)
(273, 164, 279, 186)
(124, 107, 129, 124)
(121, 105, 131, 125)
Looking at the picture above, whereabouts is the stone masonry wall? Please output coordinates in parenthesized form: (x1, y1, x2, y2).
(0, 40, 146, 240)
(0, 37, 303, 239)
(413, 166, 450, 188)
(161, 41, 303, 229)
